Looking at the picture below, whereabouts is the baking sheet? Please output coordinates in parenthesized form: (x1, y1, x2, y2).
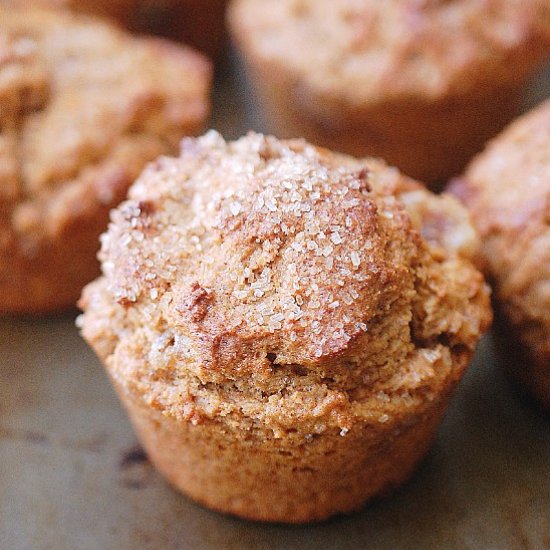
(1, 53, 549, 550)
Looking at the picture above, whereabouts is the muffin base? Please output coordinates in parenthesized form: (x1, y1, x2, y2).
(493, 316, 550, 412)
(0, 205, 112, 315)
(241, 57, 525, 186)
(131, 0, 228, 59)
(110, 372, 460, 523)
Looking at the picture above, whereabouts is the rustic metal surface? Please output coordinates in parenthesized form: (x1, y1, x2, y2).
(1, 54, 549, 550)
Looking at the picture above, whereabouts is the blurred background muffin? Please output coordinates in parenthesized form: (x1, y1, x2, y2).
(79, 131, 491, 523)
(229, 0, 550, 185)
(0, 7, 211, 313)
(449, 100, 550, 410)
(2, 0, 229, 59)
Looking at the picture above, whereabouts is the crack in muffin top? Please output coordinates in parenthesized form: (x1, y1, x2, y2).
(91, 131, 489, 385)
(0, 7, 210, 247)
(230, 0, 549, 103)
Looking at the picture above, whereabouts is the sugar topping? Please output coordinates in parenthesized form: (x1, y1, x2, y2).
(101, 131, 422, 366)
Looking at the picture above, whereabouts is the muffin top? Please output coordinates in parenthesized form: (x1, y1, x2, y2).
(450, 100, 550, 364)
(453, 100, 550, 236)
(230, 0, 548, 103)
(0, 7, 210, 253)
(80, 132, 490, 432)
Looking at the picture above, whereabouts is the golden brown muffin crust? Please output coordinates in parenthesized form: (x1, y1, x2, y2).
(0, 7, 211, 313)
(80, 132, 490, 434)
(229, 0, 549, 105)
(450, 100, 550, 406)
(79, 132, 491, 521)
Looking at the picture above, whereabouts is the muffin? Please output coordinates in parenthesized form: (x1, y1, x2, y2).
(2, 0, 229, 58)
(229, 0, 550, 185)
(449, 100, 550, 410)
(79, 131, 491, 522)
(0, 8, 211, 314)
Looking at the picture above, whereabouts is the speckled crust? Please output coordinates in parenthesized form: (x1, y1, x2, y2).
(2, 0, 228, 58)
(229, 0, 550, 185)
(449, 100, 550, 410)
(0, 8, 211, 314)
(79, 132, 491, 522)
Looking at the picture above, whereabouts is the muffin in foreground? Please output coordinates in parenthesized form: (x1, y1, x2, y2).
(229, 0, 549, 185)
(2, 0, 228, 59)
(79, 131, 491, 523)
(0, 8, 211, 314)
(449, 100, 550, 410)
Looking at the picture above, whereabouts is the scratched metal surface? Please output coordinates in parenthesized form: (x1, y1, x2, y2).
(1, 54, 549, 550)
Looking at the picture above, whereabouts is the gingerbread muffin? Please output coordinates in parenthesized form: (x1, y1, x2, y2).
(79, 131, 491, 522)
(2, 0, 228, 58)
(0, 8, 210, 314)
(449, 100, 550, 410)
(229, 0, 550, 185)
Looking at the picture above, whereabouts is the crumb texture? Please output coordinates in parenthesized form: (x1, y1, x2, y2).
(80, 132, 491, 433)
(230, 0, 549, 103)
(0, 7, 210, 312)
